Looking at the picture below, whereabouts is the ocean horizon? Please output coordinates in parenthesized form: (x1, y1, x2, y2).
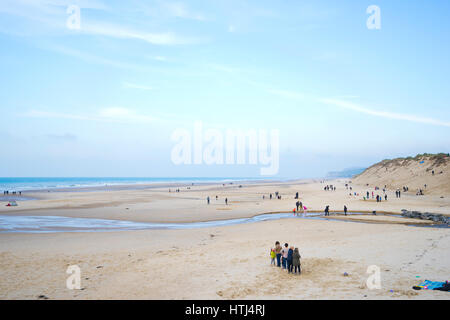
(0, 177, 275, 192)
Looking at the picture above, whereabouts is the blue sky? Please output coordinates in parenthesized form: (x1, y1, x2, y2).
(0, 0, 449, 178)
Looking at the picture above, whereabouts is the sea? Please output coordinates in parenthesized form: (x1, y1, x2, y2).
(0, 177, 269, 192)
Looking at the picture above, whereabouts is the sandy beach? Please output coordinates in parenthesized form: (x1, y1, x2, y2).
(0, 179, 449, 300)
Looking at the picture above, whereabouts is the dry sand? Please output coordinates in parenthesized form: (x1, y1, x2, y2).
(0, 179, 449, 300)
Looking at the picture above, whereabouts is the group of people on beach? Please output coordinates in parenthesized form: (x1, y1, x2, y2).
(206, 196, 228, 205)
(323, 205, 347, 216)
(3, 191, 22, 195)
(363, 190, 388, 202)
(271, 241, 302, 274)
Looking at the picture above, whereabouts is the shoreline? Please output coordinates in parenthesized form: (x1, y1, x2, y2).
(0, 177, 290, 198)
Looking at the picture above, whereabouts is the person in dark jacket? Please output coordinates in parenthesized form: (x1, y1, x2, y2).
(344, 205, 348, 216)
(292, 248, 301, 274)
(287, 246, 294, 273)
(324, 205, 330, 216)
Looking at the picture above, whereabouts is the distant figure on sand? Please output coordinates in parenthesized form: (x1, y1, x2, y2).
(324, 205, 330, 216)
(207, 196, 210, 205)
(344, 205, 347, 216)
(225, 198, 228, 205)
(292, 248, 301, 274)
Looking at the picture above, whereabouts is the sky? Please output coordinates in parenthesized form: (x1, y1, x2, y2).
(0, 0, 449, 178)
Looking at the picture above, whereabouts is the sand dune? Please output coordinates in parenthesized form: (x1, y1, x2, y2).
(353, 153, 450, 196)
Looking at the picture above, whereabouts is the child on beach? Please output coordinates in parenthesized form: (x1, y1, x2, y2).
(281, 243, 289, 270)
(270, 248, 276, 266)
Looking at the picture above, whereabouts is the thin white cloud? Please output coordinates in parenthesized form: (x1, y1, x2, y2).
(0, 0, 200, 45)
(163, 2, 206, 21)
(208, 63, 241, 74)
(122, 82, 155, 91)
(49, 46, 139, 69)
(150, 56, 168, 62)
(23, 108, 161, 124)
(320, 98, 450, 128)
(269, 89, 306, 100)
(81, 23, 198, 45)
(268, 88, 450, 128)
(46, 133, 77, 141)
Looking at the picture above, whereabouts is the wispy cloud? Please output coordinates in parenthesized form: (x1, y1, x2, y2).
(122, 82, 155, 91)
(268, 87, 450, 128)
(81, 23, 199, 45)
(46, 133, 77, 141)
(0, 0, 201, 45)
(320, 98, 450, 128)
(148, 55, 168, 62)
(24, 108, 161, 124)
(163, 2, 206, 21)
(49, 46, 139, 69)
(269, 89, 306, 100)
(208, 63, 241, 74)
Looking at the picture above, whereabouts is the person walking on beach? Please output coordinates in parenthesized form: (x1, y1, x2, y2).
(296, 201, 300, 212)
(344, 205, 348, 216)
(324, 205, 330, 216)
(274, 241, 282, 267)
(287, 246, 294, 273)
(270, 248, 276, 266)
(281, 243, 289, 270)
(292, 248, 301, 274)
(225, 198, 228, 205)
(207, 196, 210, 205)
